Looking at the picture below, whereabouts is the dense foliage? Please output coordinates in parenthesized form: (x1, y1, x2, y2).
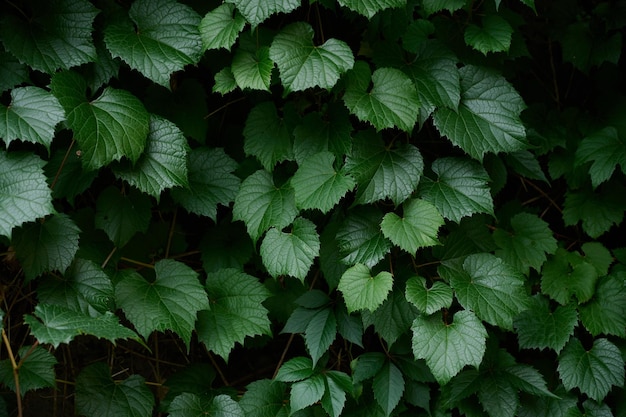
(0, 0, 625, 415)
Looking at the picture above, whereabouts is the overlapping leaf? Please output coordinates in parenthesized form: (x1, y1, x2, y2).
(168, 394, 244, 417)
(422, 0, 467, 15)
(225, 0, 301, 26)
(232, 46, 274, 91)
(575, 126, 626, 188)
(562, 186, 626, 238)
(283, 302, 337, 366)
(0, 50, 28, 92)
(243, 102, 294, 171)
(239, 379, 288, 417)
(338, 264, 393, 313)
(579, 273, 626, 337)
(337, 0, 407, 18)
(200, 4, 246, 51)
(541, 248, 598, 304)
(0, 345, 56, 395)
(464, 15, 514, 55)
(293, 105, 352, 165)
(336, 206, 392, 267)
(373, 362, 405, 416)
(381, 198, 444, 254)
(95, 186, 152, 248)
(362, 289, 419, 346)
(405, 276, 453, 315)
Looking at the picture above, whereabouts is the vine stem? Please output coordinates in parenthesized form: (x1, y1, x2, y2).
(1, 329, 22, 417)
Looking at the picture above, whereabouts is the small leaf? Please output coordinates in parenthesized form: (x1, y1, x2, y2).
(104, 0, 202, 87)
(290, 374, 326, 413)
(239, 379, 288, 417)
(373, 362, 405, 416)
(563, 185, 626, 238)
(464, 15, 514, 54)
(197, 268, 272, 360)
(558, 338, 625, 402)
(0, 87, 65, 150)
(115, 259, 210, 348)
(270, 22, 354, 92)
(338, 264, 393, 313)
(362, 289, 419, 346)
(213, 67, 237, 94)
(232, 46, 273, 91)
(575, 127, 626, 188)
(381, 198, 444, 254)
(95, 186, 152, 248)
(405, 276, 453, 315)
(275, 356, 314, 382)
(579, 273, 626, 337)
(0, 345, 56, 395)
(226, 0, 300, 26)
(411, 309, 487, 385)
(337, 0, 407, 19)
(243, 102, 294, 171)
(200, 4, 246, 51)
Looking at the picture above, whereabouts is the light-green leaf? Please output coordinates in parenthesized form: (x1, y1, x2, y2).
(373, 362, 405, 416)
(464, 15, 514, 55)
(95, 186, 152, 248)
(432, 65, 527, 161)
(575, 126, 626, 188)
(104, 0, 202, 87)
(232, 46, 274, 91)
(0, 151, 53, 239)
(226, 0, 300, 26)
(337, 206, 392, 268)
(337, 0, 407, 19)
(200, 4, 246, 51)
(411, 310, 487, 384)
(0, 87, 65, 150)
(0, 345, 56, 395)
(243, 102, 294, 171)
(338, 264, 393, 313)
(115, 259, 210, 348)
(270, 22, 354, 92)
(405, 276, 453, 315)
(579, 273, 626, 337)
(197, 268, 271, 360)
(381, 198, 444, 254)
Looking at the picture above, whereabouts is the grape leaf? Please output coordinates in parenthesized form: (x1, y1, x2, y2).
(24, 304, 139, 348)
(432, 65, 527, 161)
(580, 242, 613, 276)
(381, 198, 444, 254)
(345, 130, 423, 205)
(541, 248, 598, 304)
(76, 363, 154, 417)
(113, 115, 190, 199)
(336, 206, 392, 268)
(293, 105, 352, 165)
(338, 264, 393, 313)
(0, 151, 53, 239)
(12, 213, 80, 282)
(270, 22, 354, 92)
(575, 127, 626, 188)
(291, 151, 356, 213)
(0, 345, 56, 395)
(337, 0, 406, 19)
(464, 15, 514, 55)
(243, 102, 294, 171)
(362, 289, 420, 346)
(226, 0, 301, 26)
(200, 4, 246, 51)
(373, 362, 405, 416)
(477, 374, 518, 417)
(115, 259, 210, 348)
(411, 310, 487, 384)
(405, 276, 453, 315)
(0, 50, 28, 93)
(95, 186, 152, 248)
(420, 157, 494, 223)
(494, 212, 558, 275)
(233, 169, 298, 242)
(104, 0, 202, 88)
(50, 70, 150, 171)
(168, 393, 244, 417)
(513, 295, 578, 353)
(213, 67, 237, 94)
(579, 273, 626, 337)
(343, 63, 420, 132)
(239, 379, 288, 417)
(443, 253, 530, 329)
(558, 338, 625, 402)
(171, 147, 240, 221)
(290, 374, 326, 413)
(0, 87, 65, 150)
(197, 268, 271, 360)
(0, 0, 98, 73)
(232, 46, 273, 91)
(422, 0, 467, 15)
(402, 19, 436, 53)
(562, 185, 626, 238)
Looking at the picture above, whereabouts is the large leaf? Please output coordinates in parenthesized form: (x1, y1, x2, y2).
(200, 4, 246, 51)
(171, 147, 240, 221)
(443, 253, 530, 329)
(50, 70, 149, 171)
(225, 0, 301, 26)
(557, 338, 625, 402)
(381, 198, 444, 254)
(239, 379, 288, 417)
(0, 151, 53, 239)
(432, 65, 527, 161)
(411, 310, 487, 384)
(405, 276, 453, 315)
(0, 345, 56, 395)
(575, 126, 626, 188)
(95, 186, 152, 248)
(75, 363, 154, 417)
(270, 22, 354, 92)
(464, 15, 514, 55)
(345, 130, 423, 205)
(579, 273, 626, 337)
(113, 115, 189, 199)
(0, 0, 98, 73)
(343, 62, 420, 132)
(338, 264, 393, 313)
(197, 268, 272, 359)
(104, 0, 202, 87)
(115, 259, 210, 348)
(243, 102, 294, 171)
(336, 206, 392, 268)
(12, 213, 80, 282)
(0, 87, 65, 150)
(337, 0, 406, 19)
(420, 157, 494, 223)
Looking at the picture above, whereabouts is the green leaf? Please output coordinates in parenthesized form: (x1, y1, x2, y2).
(24, 304, 139, 348)
(0, 50, 28, 93)
(336, 301, 364, 347)
(337, 0, 406, 19)
(373, 362, 405, 416)
(104, 0, 202, 87)
(112, 115, 189, 199)
(197, 268, 271, 359)
(513, 295, 578, 353)
(200, 4, 246, 51)
(0, 151, 53, 239)
(411, 309, 487, 384)
(301, 307, 337, 367)
(432, 65, 527, 161)
(293, 105, 352, 165)
(115, 259, 210, 348)
(345, 131, 423, 205)
(233, 169, 298, 242)
(402, 20, 435, 53)
(504, 364, 559, 398)
(226, 0, 300, 26)
(232, 46, 274, 91)
(243, 102, 294, 171)
(464, 15, 514, 55)
(213, 67, 237, 94)
(581, 242, 613, 276)
(405, 276, 453, 315)
(562, 185, 626, 238)
(0, 87, 65, 150)
(579, 273, 626, 337)
(381, 198, 444, 254)
(477, 374, 519, 417)
(75, 363, 154, 417)
(290, 374, 326, 413)
(494, 212, 558, 275)
(352, 352, 386, 383)
(161, 364, 215, 409)
(575, 127, 626, 188)
(168, 393, 244, 417)
(321, 374, 348, 417)
(50, 70, 150, 171)
(505, 150, 549, 183)
(291, 151, 356, 213)
(45, 147, 98, 202)
(200, 220, 254, 272)
(558, 338, 625, 402)
(444, 253, 530, 329)
(517, 386, 578, 417)
(0, 0, 98, 73)
(12, 213, 80, 281)
(0, 345, 56, 395)
(240, 379, 288, 417)
(362, 289, 419, 346)
(171, 147, 240, 221)
(275, 356, 315, 382)
(422, 0, 467, 15)
(420, 157, 494, 223)
(541, 248, 598, 304)
(95, 186, 152, 248)
(270, 22, 354, 92)
(338, 264, 393, 313)
(343, 63, 420, 132)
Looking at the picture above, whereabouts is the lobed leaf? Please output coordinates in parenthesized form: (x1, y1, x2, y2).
(239, 379, 288, 417)
(200, 4, 247, 51)
(575, 126, 626, 188)
(381, 198, 444, 254)
(579, 273, 626, 337)
(362, 289, 419, 346)
(232, 46, 274, 91)
(243, 102, 294, 171)
(0, 345, 56, 395)
(464, 15, 514, 55)
(226, 0, 301, 26)
(405, 276, 453, 315)
(95, 186, 152, 248)
(562, 185, 626, 238)
(338, 264, 393, 313)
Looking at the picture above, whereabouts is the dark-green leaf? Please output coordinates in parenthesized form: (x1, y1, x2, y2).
(575, 126, 626, 188)
(243, 102, 294, 171)
(226, 0, 301, 27)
